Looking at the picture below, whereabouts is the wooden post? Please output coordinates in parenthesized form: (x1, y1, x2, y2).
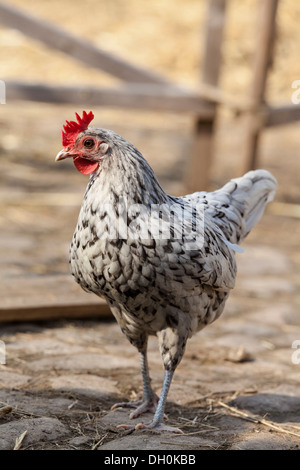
(185, 0, 227, 193)
(243, 0, 279, 172)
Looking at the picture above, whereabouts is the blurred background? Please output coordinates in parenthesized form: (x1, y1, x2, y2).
(0, 0, 299, 316)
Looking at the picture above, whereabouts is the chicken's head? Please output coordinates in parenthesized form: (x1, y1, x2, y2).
(55, 111, 110, 175)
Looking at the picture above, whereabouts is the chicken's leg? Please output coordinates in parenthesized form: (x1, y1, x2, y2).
(117, 326, 185, 432)
(135, 368, 182, 433)
(112, 348, 159, 419)
(132, 326, 186, 433)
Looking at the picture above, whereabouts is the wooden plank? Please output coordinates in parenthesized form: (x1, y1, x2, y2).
(0, 1, 170, 85)
(243, 0, 279, 171)
(185, 119, 215, 192)
(0, 274, 112, 322)
(0, 304, 111, 323)
(264, 103, 300, 127)
(6, 81, 215, 116)
(198, 82, 252, 111)
(186, 0, 227, 193)
(201, 0, 227, 87)
(249, 0, 279, 104)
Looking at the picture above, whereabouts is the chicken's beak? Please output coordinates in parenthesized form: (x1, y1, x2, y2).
(55, 149, 74, 162)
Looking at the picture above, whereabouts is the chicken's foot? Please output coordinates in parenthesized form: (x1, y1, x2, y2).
(112, 349, 159, 419)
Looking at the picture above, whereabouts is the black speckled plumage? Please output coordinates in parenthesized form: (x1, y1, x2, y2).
(57, 122, 277, 432)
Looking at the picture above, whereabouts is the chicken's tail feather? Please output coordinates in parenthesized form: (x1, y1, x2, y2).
(243, 173, 276, 234)
(206, 169, 277, 245)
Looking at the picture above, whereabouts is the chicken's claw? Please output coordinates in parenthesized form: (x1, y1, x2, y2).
(135, 421, 183, 433)
(117, 421, 183, 433)
(111, 396, 159, 419)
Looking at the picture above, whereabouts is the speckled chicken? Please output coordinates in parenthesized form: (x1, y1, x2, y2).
(56, 111, 277, 432)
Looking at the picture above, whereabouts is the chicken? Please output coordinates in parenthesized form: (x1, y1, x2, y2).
(56, 111, 277, 433)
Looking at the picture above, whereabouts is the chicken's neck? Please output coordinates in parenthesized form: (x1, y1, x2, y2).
(87, 145, 170, 209)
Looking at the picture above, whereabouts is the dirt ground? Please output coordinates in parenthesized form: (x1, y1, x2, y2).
(0, 0, 300, 451)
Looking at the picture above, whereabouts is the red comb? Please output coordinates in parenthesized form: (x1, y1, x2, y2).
(62, 111, 94, 147)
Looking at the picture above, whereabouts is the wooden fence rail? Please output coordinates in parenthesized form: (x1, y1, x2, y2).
(0, 1, 170, 85)
(6, 81, 215, 116)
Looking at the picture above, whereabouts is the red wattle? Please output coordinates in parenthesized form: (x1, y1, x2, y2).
(73, 157, 99, 175)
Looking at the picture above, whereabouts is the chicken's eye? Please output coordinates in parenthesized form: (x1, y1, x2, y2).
(83, 139, 95, 149)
